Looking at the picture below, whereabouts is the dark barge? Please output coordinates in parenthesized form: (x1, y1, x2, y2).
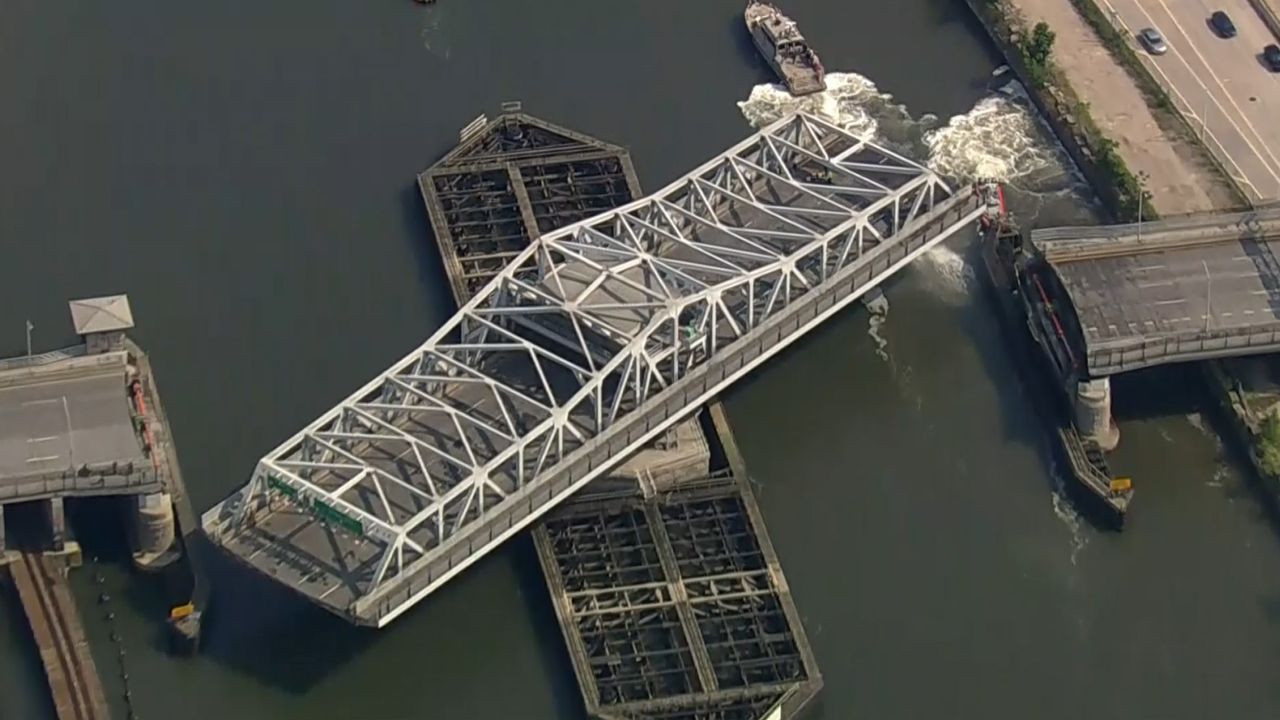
(976, 182, 1132, 527)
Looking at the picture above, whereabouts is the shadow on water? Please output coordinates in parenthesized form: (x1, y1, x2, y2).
(731, 18, 777, 87)
(507, 536, 591, 720)
(66, 496, 172, 653)
(1110, 359, 1280, 549)
(198, 549, 378, 694)
(401, 182, 457, 315)
(954, 236, 1122, 532)
(1110, 364, 1214, 423)
(956, 239, 1066, 487)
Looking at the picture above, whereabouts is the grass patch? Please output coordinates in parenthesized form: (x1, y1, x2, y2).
(1258, 411, 1280, 477)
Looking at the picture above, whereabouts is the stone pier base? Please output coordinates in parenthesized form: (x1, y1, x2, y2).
(1075, 377, 1120, 451)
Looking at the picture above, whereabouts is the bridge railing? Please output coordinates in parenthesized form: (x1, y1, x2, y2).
(1091, 325, 1280, 377)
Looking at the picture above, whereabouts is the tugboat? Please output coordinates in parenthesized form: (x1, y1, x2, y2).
(975, 180, 1133, 528)
(744, 1, 826, 96)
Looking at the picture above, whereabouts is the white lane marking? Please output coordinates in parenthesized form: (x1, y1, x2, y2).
(21, 399, 59, 406)
(1139, 279, 1174, 287)
(1102, 0, 1270, 196)
(26, 455, 60, 463)
(1155, 298, 1186, 305)
(27, 435, 59, 443)
(1150, 0, 1280, 180)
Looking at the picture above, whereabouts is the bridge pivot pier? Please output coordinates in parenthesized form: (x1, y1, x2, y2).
(1074, 378, 1119, 451)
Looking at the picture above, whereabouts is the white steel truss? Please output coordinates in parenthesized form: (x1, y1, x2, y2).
(203, 112, 988, 625)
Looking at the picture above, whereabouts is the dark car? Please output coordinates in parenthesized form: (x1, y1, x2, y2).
(1210, 11, 1237, 38)
(1265, 44, 1280, 71)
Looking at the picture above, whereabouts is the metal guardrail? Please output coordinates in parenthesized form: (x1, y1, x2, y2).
(0, 471, 163, 503)
(1032, 205, 1280, 243)
(1031, 207, 1280, 262)
(0, 344, 87, 373)
(1090, 324, 1280, 376)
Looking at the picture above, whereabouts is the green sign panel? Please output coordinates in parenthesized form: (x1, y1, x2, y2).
(265, 473, 364, 538)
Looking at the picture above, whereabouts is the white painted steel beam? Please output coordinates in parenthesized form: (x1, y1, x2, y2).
(201, 112, 989, 625)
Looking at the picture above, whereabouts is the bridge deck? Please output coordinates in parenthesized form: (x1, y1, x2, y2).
(0, 349, 162, 503)
(1033, 207, 1280, 377)
(203, 111, 983, 627)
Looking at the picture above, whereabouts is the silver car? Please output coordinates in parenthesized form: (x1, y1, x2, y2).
(1139, 27, 1168, 55)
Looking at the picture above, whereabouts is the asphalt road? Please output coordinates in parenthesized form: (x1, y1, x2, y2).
(1101, 0, 1280, 202)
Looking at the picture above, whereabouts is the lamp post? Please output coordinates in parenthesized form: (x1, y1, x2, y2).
(25, 320, 33, 357)
(1203, 259, 1212, 333)
(1201, 92, 1209, 141)
(1136, 170, 1150, 240)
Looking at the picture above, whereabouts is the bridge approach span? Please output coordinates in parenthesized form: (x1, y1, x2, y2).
(1034, 206, 1280, 378)
(202, 112, 987, 627)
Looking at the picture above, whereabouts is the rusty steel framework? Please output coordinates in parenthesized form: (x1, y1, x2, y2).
(201, 111, 986, 628)
(534, 472, 819, 720)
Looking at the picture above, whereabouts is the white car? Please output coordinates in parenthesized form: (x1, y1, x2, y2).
(1139, 27, 1168, 55)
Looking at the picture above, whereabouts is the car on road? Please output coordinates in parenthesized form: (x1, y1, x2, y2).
(1265, 44, 1280, 72)
(1209, 11, 1237, 38)
(1139, 27, 1168, 55)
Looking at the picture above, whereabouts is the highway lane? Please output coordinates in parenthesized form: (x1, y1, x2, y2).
(1101, 0, 1280, 202)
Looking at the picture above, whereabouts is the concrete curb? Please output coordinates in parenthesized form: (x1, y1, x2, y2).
(1247, 0, 1280, 43)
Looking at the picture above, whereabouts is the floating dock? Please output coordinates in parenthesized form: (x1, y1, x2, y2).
(419, 106, 821, 719)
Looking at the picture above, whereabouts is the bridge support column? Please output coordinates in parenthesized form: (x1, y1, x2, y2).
(133, 492, 176, 569)
(0, 504, 6, 554)
(47, 497, 67, 551)
(1075, 378, 1119, 451)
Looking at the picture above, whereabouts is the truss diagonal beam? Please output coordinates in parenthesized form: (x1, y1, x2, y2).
(202, 111, 990, 627)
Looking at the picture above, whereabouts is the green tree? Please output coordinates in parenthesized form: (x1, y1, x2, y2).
(1028, 22, 1056, 66)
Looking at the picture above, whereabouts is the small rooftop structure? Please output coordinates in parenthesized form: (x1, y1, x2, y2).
(70, 295, 134, 335)
(70, 295, 134, 355)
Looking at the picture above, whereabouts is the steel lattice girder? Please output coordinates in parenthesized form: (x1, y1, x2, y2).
(202, 111, 988, 625)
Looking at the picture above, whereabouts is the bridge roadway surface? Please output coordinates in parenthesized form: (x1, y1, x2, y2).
(200, 111, 989, 627)
(1033, 205, 1280, 377)
(1099, 0, 1280, 201)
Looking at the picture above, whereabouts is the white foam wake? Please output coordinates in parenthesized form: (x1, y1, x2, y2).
(739, 71, 1067, 304)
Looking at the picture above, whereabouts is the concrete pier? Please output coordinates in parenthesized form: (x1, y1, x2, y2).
(47, 497, 67, 551)
(1075, 378, 1119, 451)
(133, 491, 176, 563)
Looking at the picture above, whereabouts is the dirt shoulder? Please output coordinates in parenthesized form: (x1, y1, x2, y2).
(1009, 0, 1238, 215)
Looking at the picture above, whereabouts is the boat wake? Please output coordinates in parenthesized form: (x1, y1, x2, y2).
(1049, 457, 1090, 566)
(738, 71, 1075, 303)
